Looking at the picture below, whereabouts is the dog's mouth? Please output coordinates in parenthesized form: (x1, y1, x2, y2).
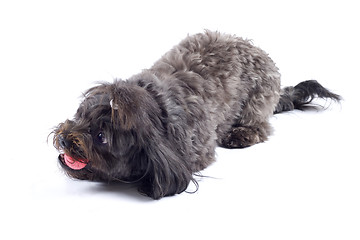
(59, 154, 89, 170)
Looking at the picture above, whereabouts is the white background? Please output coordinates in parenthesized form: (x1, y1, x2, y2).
(1, 0, 359, 239)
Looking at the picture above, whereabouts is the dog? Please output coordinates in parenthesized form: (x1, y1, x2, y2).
(53, 31, 340, 199)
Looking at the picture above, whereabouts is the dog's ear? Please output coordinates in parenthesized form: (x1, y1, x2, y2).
(133, 99, 194, 199)
(138, 140, 193, 199)
(107, 79, 193, 199)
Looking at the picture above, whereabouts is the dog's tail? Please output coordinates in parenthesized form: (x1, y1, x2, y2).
(274, 80, 341, 114)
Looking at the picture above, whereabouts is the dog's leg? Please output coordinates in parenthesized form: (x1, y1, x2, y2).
(218, 121, 272, 149)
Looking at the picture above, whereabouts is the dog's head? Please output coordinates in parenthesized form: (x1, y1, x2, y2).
(53, 80, 193, 199)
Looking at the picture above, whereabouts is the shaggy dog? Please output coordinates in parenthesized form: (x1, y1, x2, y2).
(53, 31, 340, 199)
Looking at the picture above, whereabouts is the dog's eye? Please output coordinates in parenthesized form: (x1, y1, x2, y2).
(96, 132, 108, 144)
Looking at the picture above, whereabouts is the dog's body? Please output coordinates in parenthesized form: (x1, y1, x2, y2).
(53, 31, 340, 199)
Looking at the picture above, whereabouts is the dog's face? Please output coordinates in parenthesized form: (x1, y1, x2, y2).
(53, 84, 145, 182)
(53, 81, 193, 199)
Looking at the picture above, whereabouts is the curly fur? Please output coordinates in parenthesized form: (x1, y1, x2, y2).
(53, 31, 340, 199)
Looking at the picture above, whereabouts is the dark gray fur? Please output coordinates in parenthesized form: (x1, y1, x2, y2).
(53, 31, 340, 199)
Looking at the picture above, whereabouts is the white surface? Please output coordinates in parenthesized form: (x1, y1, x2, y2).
(1, 1, 359, 239)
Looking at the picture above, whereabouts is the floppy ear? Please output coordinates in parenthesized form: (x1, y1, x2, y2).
(138, 139, 194, 199)
(107, 78, 194, 199)
(133, 96, 194, 199)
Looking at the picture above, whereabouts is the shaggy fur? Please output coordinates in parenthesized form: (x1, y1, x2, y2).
(53, 31, 340, 199)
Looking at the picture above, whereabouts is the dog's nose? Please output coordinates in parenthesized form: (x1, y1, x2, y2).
(59, 135, 72, 149)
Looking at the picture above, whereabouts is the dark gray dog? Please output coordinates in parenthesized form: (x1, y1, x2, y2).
(53, 31, 340, 199)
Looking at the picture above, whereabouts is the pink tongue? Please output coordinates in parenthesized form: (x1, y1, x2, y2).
(64, 154, 88, 170)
